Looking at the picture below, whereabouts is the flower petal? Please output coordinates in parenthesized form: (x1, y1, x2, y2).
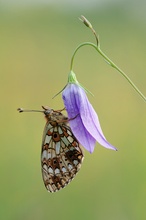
(62, 84, 96, 153)
(77, 87, 117, 151)
(62, 83, 117, 152)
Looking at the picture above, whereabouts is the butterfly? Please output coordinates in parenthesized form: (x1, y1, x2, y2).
(17, 106, 84, 192)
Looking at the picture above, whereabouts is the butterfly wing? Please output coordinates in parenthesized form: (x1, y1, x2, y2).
(41, 121, 84, 192)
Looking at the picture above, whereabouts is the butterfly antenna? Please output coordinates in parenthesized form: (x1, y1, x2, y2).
(17, 108, 44, 113)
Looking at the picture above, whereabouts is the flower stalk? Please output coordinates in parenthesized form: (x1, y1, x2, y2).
(70, 15, 146, 102)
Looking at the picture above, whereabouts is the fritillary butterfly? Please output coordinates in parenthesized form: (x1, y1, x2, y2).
(17, 106, 84, 192)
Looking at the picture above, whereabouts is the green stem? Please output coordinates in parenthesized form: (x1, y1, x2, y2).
(70, 42, 146, 102)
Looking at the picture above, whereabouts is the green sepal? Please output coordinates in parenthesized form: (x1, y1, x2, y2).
(68, 70, 94, 96)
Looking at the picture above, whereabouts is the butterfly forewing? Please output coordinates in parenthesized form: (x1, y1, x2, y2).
(41, 109, 84, 192)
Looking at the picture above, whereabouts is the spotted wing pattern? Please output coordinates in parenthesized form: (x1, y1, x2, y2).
(41, 117, 84, 193)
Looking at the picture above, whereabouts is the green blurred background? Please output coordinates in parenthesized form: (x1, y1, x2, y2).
(0, 0, 146, 219)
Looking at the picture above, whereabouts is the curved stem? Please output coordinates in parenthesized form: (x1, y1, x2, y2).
(70, 42, 146, 102)
(70, 42, 96, 70)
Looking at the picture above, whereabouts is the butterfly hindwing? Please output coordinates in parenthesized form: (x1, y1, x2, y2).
(41, 110, 84, 193)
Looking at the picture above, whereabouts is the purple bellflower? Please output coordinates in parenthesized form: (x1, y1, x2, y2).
(62, 71, 117, 153)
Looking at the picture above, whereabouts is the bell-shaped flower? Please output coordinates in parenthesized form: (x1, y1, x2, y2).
(62, 71, 117, 153)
